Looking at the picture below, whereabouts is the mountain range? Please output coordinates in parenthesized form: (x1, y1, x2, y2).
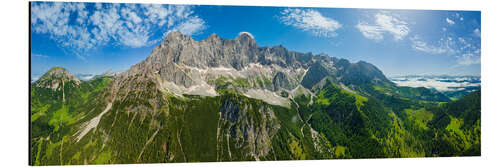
(30, 32, 480, 165)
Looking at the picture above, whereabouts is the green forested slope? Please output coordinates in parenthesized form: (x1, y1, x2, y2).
(30, 67, 480, 165)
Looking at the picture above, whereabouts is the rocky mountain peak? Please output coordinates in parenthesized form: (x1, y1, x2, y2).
(40, 67, 79, 82)
(144, 31, 261, 71)
(201, 33, 223, 46)
(160, 31, 195, 47)
(205, 33, 221, 40)
(35, 66, 80, 90)
(235, 32, 257, 48)
(165, 31, 186, 40)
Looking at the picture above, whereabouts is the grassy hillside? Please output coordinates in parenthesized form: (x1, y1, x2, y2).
(30, 75, 480, 165)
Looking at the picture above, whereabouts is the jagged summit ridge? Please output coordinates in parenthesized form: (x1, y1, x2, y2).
(112, 31, 393, 107)
(144, 31, 331, 73)
(153, 31, 260, 70)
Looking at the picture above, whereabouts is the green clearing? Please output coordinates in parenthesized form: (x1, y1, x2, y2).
(404, 108, 433, 130)
(334, 146, 346, 157)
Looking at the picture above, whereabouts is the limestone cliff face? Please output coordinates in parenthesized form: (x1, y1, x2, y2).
(219, 95, 280, 159)
(110, 31, 394, 108)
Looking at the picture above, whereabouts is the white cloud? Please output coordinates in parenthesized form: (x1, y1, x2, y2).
(31, 2, 207, 58)
(410, 36, 448, 54)
(458, 37, 466, 43)
(356, 13, 409, 41)
(95, 3, 102, 9)
(31, 53, 49, 58)
(121, 7, 142, 24)
(75, 74, 96, 81)
(169, 16, 206, 36)
(474, 49, 481, 54)
(142, 4, 172, 27)
(411, 33, 480, 67)
(238, 32, 254, 39)
(457, 53, 480, 65)
(473, 28, 481, 37)
(280, 8, 342, 38)
(446, 18, 455, 25)
(453, 13, 464, 22)
(391, 76, 480, 92)
(356, 23, 384, 41)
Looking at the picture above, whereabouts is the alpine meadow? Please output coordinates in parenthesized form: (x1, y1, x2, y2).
(30, 2, 481, 165)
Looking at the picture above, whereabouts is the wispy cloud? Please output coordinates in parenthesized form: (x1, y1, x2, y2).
(457, 53, 480, 66)
(31, 2, 206, 58)
(356, 13, 409, 41)
(31, 53, 49, 58)
(410, 35, 453, 54)
(473, 28, 481, 37)
(167, 16, 206, 37)
(279, 8, 342, 38)
(446, 18, 455, 25)
(454, 13, 464, 22)
(238, 32, 254, 39)
(410, 34, 480, 66)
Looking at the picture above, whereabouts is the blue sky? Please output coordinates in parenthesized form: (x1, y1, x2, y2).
(30, 2, 481, 79)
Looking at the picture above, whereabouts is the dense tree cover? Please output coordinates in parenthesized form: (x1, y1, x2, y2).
(293, 78, 480, 158)
(30, 74, 480, 165)
(442, 86, 481, 101)
(396, 86, 450, 102)
(30, 76, 113, 165)
(428, 91, 481, 156)
(297, 79, 418, 158)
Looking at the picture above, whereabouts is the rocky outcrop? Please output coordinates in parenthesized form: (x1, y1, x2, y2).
(219, 95, 279, 159)
(272, 71, 293, 91)
(301, 62, 331, 89)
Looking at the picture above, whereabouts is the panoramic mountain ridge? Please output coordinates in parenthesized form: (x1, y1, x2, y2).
(116, 31, 439, 107)
(30, 32, 479, 165)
